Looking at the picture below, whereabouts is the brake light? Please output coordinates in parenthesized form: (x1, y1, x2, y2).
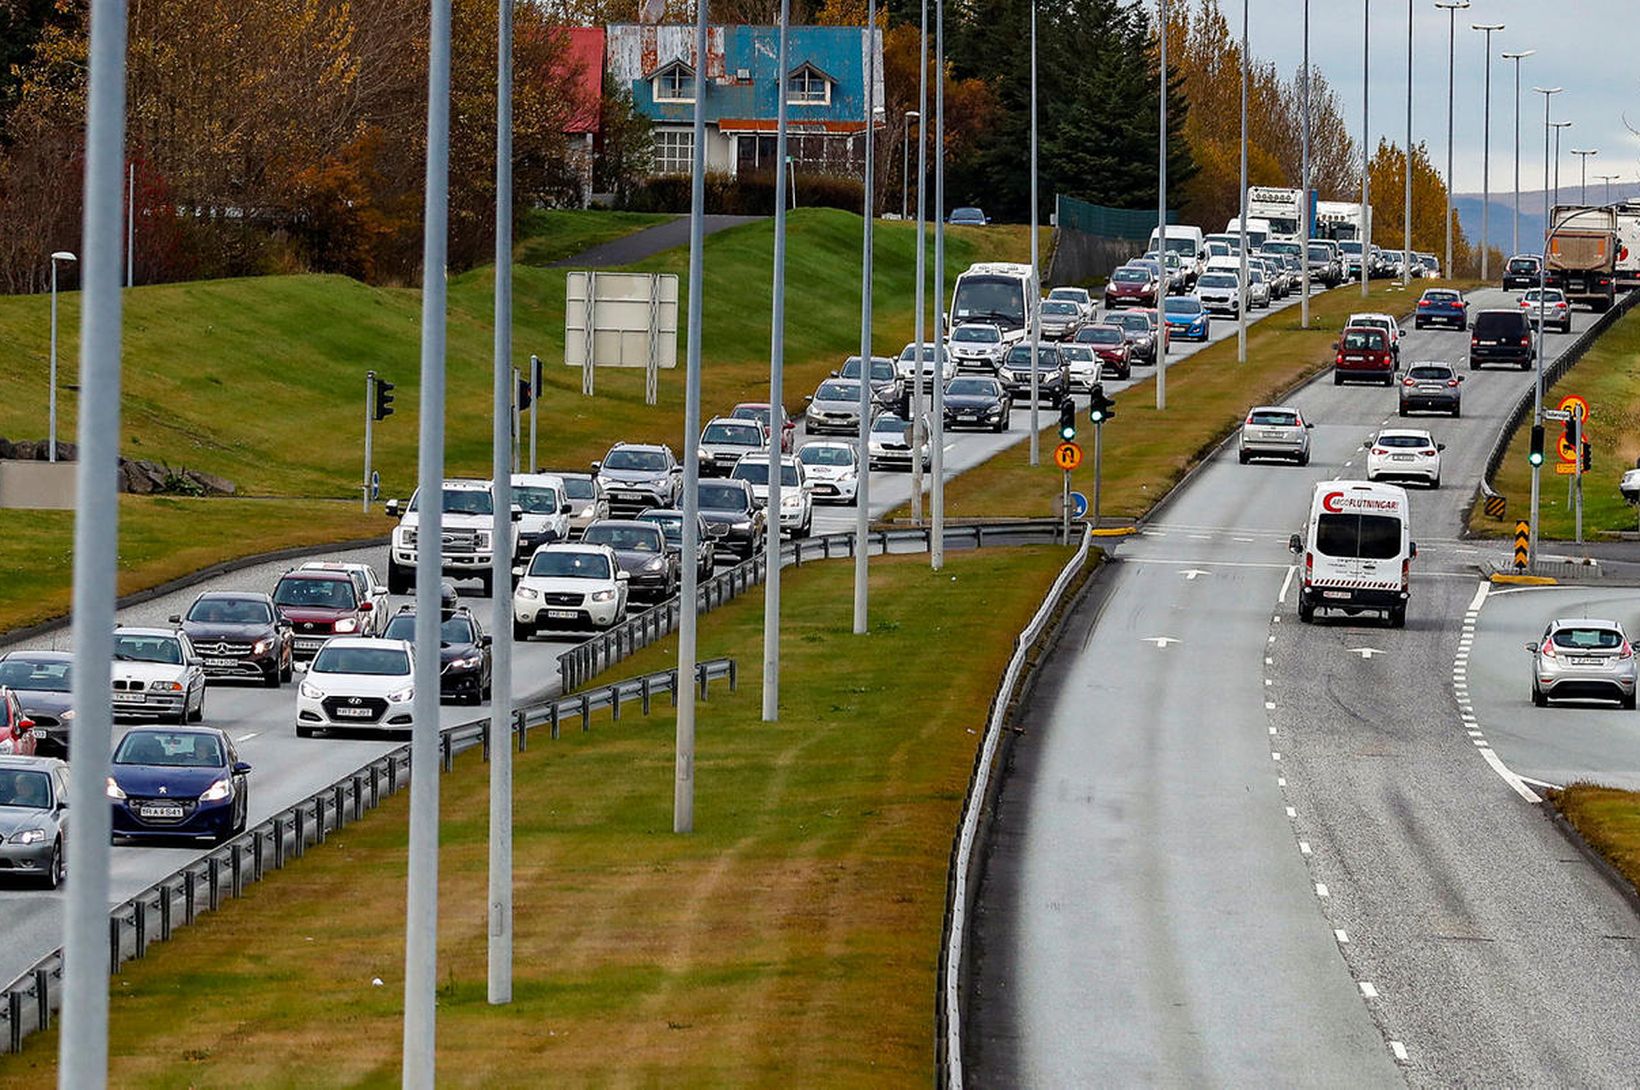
(1336, 354, 1345, 365)
(1446, 379, 1459, 387)
(1401, 558, 1410, 589)
(1418, 299, 1431, 307)
(1403, 378, 1416, 386)
(1541, 639, 1556, 658)
(1304, 552, 1313, 586)
(1621, 641, 1634, 661)
(1373, 448, 1388, 456)
(1520, 336, 1531, 346)
(1246, 415, 1256, 425)
(1470, 337, 1479, 346)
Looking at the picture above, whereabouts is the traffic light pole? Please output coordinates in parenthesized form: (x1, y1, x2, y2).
(363, 370, 375, 513)
(529, 355, 540, 473)
(1574, 413, 1583, 545)
(1061, 468, 1071, 543)
(1092, 420, 1102, 529)
(511, 366, 521, 473)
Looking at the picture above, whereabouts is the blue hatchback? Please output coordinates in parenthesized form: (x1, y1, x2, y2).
(1414, 288, 1467, 331)
(107, 726, 250, 843)
(1162, 296, 1211, 341)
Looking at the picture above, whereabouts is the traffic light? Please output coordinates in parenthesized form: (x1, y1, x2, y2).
(1058, 399, 1077, 441)
(518, 375, 533, 412)
(530, 354, 544, 399)
(1088, 383, 1115, 424)
(1528, 424, 1544, 467)
(373, 377, 395, 421)
(1582, 441, 1592, 472)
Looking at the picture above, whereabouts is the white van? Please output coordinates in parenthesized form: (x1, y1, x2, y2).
(1226, 216, 1273, 250)
(1147, 225, 1206, 285)
(950, 262, 1038, 346)
(1288, 481, 1414, 627)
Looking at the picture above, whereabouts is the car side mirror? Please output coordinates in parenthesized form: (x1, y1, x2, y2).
(385, 500, 401, 518)
(560, 503, 572, 514)
(1437, 443, 1447, 451)
(168, 613, 182, 624)
(1331, 342, 1340, 352)
(1525, 641, 1539, 653)
(480, 634, 493, 647)
(1287, 534, 1303, 554)
(670, 466, 683, 476)
(1304, 422, 1314, 429)
(18, 718, 33, 732)
(615, 570, 630, 581)
(1409, 542, 1418, 559)
(511, 504, 523, 521)
(293, 661, 309, 675)
(55, 798, 67, 810)
(358, 600, 374, 612)
(590, 460, 602, 473)
(1362, 440, 1373, 450)
(233, 761, 252, 775)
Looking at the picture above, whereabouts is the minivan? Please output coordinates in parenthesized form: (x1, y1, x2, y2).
(1290, 481, 1414, 627)
(1469, 309, 1534, 370)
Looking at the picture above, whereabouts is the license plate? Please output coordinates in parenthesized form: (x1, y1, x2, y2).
(1570, 656, 1604, 666)
(1480, 339, 1497, 345)
(1323, 590, 1352, 600)
(1392, 455, 1415, 462)
(113, 693, 146, 704)
(205, 658, 238, 668)
(547, 609, 578, 620)
(959, 413, 979, 420)
(333, 706, 375, 718)
(295, 637, 324, 648)
(139, 803, 184, 819)
(1261, 431, 1284, 439)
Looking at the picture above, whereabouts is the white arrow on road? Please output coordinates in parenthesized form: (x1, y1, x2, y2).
(1348, 647, 1386, 660)
(1180, 569, 1212, 581)
(1142, 637, 1182, 648)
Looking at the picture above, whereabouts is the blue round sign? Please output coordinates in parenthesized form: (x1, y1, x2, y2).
(1070, 491, 1088, 519)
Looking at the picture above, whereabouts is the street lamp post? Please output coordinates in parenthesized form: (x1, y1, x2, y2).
(1571, 149, 1598, 204)
(48, 251, 76, 463)
(854, 9, 879, 625)
(1237, 0, 1248, 363)
(1157, 0, 1168, 411)
(931, 0, 948, 568)
(1435, 2, 1469, 280)
(901, 110, 919, 220)
(1028, 0, 1040, 464)
(1300, 0, 1311, 327)
(1502, 50, 1534, 257)
(1550, 120, 1572, 209)
(1361, 0, 1371, 299)
(1472, 23, 1504, 280)
(1595, 173, 1621, 204)
(910, 0, 928, 525)
(1529, 85, 1562, 571)
(1403, 0, 1412, 287)
(762, 0, 792, 724)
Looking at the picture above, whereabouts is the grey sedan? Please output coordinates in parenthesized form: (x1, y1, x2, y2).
(1398, 363, 1462, 417)
(804, 378, 866, 436)
(0, 756, 69, 888)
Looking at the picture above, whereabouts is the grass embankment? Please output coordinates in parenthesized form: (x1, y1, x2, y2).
(901, 280, 1478, 521)
(1475, 300, 1640, 539)
(1552, 784, 1640, 901)
(0, 547, 1070, 1087)
(0, 209, 1030, 634)
(512, 208, 673, 266)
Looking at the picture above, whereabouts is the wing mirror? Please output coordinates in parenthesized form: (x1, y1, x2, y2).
(1525, 641, 1540, 653)
(168, 613, 182, 624)
(480, 634, 493, 647)
(1287, 533, 1303, 555)
(385, 499, 402, 518)
(615, 570, 630, 581)
(1409, 542, 1419, 559)
(560, 502, 572, 515)
(358, 600, 374, 612)
(18, 718, 34, 732)
(511, 504, 524, 522)
(233, 761, 252, 775)
(293, 661, 309, 675)
(1304, 422, 1314, 430)
(1331, 341, 1340, 352)
(590, 460, 602, 473)
(1437, 443, 1447, 452)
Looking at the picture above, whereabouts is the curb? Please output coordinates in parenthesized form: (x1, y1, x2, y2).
(1488, 573, 1559, 586)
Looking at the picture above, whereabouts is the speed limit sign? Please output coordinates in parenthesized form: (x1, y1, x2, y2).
(1053, 442, 1083, 471)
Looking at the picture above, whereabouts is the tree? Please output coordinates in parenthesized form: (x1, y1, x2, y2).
(1367, 138, 1472, 269)
(597, 83, 655, 207)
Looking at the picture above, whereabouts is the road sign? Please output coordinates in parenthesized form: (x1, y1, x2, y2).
(1513, 519, 1530, 570)
(1053, 442, 1083, 471)
(1558, 394, 1589, 421)
(1543, 409, 1571, 422)
(1555, 463, 1577, 475)
(1483, 493, 1506, 519)
(1069, 491, 1088, 519)
(370, 470, 381, 500)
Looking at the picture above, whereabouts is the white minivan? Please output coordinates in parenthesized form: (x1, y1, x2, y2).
(1289, 481, 1414, 628)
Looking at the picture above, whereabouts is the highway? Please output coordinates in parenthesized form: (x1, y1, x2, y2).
(0, 287, 1309, 992)
(971, 290, 1640, 1085)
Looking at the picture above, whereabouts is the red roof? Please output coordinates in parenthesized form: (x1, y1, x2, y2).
(560, 28, 604, 134)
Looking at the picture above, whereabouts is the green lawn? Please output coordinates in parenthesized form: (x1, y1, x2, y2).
(1553, 784, 1640, 902)
(0, 548, 1072, 1088)
(512, 208, 673, 267)
(1477, 302, 1640, 539)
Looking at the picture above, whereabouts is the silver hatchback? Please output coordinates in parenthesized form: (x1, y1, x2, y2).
(1528, 618, 1638, 708)
(1238, 405, 1312, 465)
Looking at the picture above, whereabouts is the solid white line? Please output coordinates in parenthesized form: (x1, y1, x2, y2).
(1125, 557, 1290, 571)
(1278, 564, 1296, 605)
(1478, 747, 1543, 804)
(1517, 774, 1565, 790)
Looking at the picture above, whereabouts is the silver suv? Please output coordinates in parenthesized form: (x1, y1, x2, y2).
(1238, 405, 1312, 466)
(1528, 618, 1638, 709)
(594, 443, 683, 518)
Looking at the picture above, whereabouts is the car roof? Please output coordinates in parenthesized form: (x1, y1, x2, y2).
(800, 439, 856, 449)
(1406, 360, 1454, 368)
(322, 636, 411, 651)
(0, 649, 72, 662)
(538, 541, 618, 554)
(512, 471, 567, 486)
(706, 415, 762, 427)
(539, 468, 595, 479)
(1349, 312, 1395, 322)
(586, 519, 662, 531)
(278, 569, 352, 582)
(113, 626, 182, 639)
(0, 754, 68, 772)
(1248, 404, 1300, 414)
(1550, 617, 1623, 629)
(195, 589, 275, 601)
(300, 561, 366, 574)
(119, 724, 229, 739)
(1377, 428, 1434, 440)
(607, 442, 670, 453)
(437, 478, 490, 490)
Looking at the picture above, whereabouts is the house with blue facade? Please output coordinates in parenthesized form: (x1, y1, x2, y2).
(605, 23, 885, 177)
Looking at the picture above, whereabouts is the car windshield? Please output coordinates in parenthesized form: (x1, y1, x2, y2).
(1378, 434, 1432, 449)
(113, 635, 183, 665)
(1509, 257, 1539, 272)
(731, 406, 773, 427)
(1248, 410, 1299, 427)
(1165, 298, 1202, 315)
(528, 551, 612, 578)
(1112, 268, 1150, 283)
(952, 207, 984, 221)
(1308, 244, 1332, 260)
(1080, 327, 1123, 345)
(1060, 345, 1095, 362)
(815, 381, 859, 402)
(1523, 290, 1564, 303)
(1005, 346, 1061, 368)
(113, 730, 225, 768)
(698, 484, 750, 512)
(947, 379, 1000, 396)
(1551, 627, 1624, 650)
(1200, 274, 1237, 288)
(1340, 241, 1363, 255)
(408, 488, 493, 516)
(873, 416, 913, 436)
(952, 326, 1000, 343)
(1042, 301, 1079, 315)
(310, 645, 411, 676)
(1474, 312, 1525, 336)
(1407, 366, 1452, 380)
(603, 449, 668, 472)
(732, 462, 800, 487)
(799, 445, 854, 467)
(643, 517, 686, 546)
(951, 276, 1025, 329)
(513, 485, 562, 514)
(703, 423, 761, 446)
(583, 525, 664, 552)
(840, 357, 897, 382)
(273, 577, 357, 610)
(0, 658, 70, 692)
(382, 614, 476, 644)
(1108, 313, 1152, 331)
(1315, 514, 1401, 560)
(1342, 330, 1385, 350)
(560, 477, 596, 500)
(0, 771, 52, 809)
(186, 597, 272, 625)
(898, 344, 938, 361)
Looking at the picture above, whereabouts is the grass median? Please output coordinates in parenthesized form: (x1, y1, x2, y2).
(898, 280, 1478, 521)
(1473, 300, 1640, 540)
(1552, 784, 1640, 901)
(0, 546, 1071, 1087)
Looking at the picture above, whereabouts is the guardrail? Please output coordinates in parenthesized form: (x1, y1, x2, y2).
(557, 520, 1072, 692)
(934, 527, 1094, 1088)
(0, 657, 735, 1055)
(1479, 288, 1640, 503)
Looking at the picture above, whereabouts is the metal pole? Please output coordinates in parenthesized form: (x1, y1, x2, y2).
(1237, 0, 1247, 362)
(1092, 421, 1102, 528)
(49, 261, 59, 462)
(1552, 122, 1570, 210)
(58, 0, 125, 1083)
(126, 163, 134, 288)
(1503, 51, 1534, 257)
(364, 371, 375, 513)
(1437, 2, 1466, 279)
(1028, 0, 1040, 461)
(1474, 23, 1503, 280)
(402, 0, 450, 1079)
(930, 0, 947, 569)
(528, 357, 539, 471)
(854, 4, 877, 626)
(1301, 0, 1310, 327)
(1403, 0, 1412, 287)
(675, 0, 709, 832)
(763, 0, 791, 722)
(511, 367, 521, 473)
(1530, 86, 1560, 572)
(1571, 150, 1596, 205)
(1061, 468, 1070, 542)
(487, 0, 515, 1008)
(1156, 0, 1168, 411)
(1361, 0, 1370, 299)
(901, 113, 910, 221)
(910, 0, 928, 525)
(1573, 412, 1583, 545)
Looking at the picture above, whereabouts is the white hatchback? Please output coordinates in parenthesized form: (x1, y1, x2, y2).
(295, 637, 415, 737)
(797, 441, 859, 504)
(1364, 428, 1444, 487)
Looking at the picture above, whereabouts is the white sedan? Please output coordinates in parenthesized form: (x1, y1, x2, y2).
(111, 628, 207, 724)
(295, 637, 415, 737)
(797, 441, 859, 504)
(1365, 428, 1444, 488)
(512, 543, 628, 639)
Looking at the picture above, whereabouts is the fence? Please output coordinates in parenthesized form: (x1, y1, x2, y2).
(557, 519, 1074, 692)
(1046, 194, 1178, 288)
(0, 658, 735, 1055)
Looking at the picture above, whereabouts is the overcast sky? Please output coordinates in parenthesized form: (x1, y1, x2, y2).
(1228, 0, 1640, 195)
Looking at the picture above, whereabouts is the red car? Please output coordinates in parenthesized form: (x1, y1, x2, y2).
(1072, 324, 1133, 380)
(1103, 265, 1159, 308)
(0, 689, 39, 757)
(730, 402, 795, 453)
(1333, 326, 1395, 386)
(270, 569, 378, 661)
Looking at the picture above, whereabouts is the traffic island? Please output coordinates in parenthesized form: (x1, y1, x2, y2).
(1549, 784, 1640, 910)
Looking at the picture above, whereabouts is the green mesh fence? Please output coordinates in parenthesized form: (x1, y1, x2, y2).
(1056, 194, 1177, 242)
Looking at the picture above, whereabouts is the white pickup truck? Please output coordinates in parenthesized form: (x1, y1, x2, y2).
(385, 479, 519, 597)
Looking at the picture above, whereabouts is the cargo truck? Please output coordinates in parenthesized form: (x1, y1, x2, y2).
(1547, 205, 1618, 311)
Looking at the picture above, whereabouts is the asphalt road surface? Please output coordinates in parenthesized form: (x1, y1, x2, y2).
(971, 288, 1640, 1086)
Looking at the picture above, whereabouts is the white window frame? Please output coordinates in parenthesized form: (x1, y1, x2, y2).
(654, 129, 694, 175)
(786, 65, 831, 106)
(653, 64, 695, 104)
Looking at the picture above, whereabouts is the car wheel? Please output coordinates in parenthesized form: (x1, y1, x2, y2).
(1298, 451, 1310, 467)
(1398, 406, 1408, 417)
(1452, 405, 1462, 419)
(1333, 372, 1343, 385)
(1388, 606, 1406, 629)
(1431, 475, 1441, 489)
(1624, 692, 1637, 711)
(1415, 319, 1425, 330)
(232, 798, 248, 836)
(1469, 361, 1479, 371)
(1532, 685, 1548, 708)
(1298, 601, 1315, 624)
(280, 654, 294, 683)
(41, 839, 63, 890)
(479, 573, 494, 599)
(1520, 360, 1531, 371)
(263, 665, 280, 689)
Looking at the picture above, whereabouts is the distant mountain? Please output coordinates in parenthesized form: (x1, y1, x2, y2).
(1454, 184, 1640, 256)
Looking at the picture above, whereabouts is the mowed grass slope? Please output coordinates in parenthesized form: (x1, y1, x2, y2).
(0, 548, 1070, 1088)
(1554, 784, 1640, 902)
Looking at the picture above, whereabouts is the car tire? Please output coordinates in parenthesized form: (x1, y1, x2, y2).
(41, 839, 63, 890)
(263, 665, 281, 689)
(1238, 451, 1250, 465)
(1298, 601, 1315, 624)
(280, 656, 294, 683)
(388, 561, 412, 595)
(1298, 451, 1310, 467)
(1452, 405, 1461, 419)
(1470, 361, 1479, 371)
(1532, 685, 1548, 708)
(1624, 692, 1637, 711)
(1333, 372, 1343, 386)
(1388, 606, 1406, 629)
(1398, 406, 1408, 417)
(479, 573, 494, 599)
(513, 621, 532, 643)
(1415, 319, 1426, 330)
(1431, 475, 1441, 489)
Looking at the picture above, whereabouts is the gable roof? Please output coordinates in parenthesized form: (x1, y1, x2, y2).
(558, 27, 605, 134)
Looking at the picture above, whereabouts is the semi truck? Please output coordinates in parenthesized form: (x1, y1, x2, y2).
(1547, 205, 1619, 311)
(1613, 202, 1640, 290)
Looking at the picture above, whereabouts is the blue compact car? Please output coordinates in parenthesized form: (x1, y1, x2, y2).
(1162, 296, 1211, 341)
(107, 726, 250, 843)
(1414, 288, 1467, 330)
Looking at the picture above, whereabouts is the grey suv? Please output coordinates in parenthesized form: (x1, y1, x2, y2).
(1238, 405, 1312, 465)
(594, 443, 683, 518)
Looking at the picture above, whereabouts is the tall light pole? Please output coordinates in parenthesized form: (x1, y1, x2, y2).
(1300, 0, 1310, 327)
(1529, 85, 1561, 572)
(48, 251, 76, 462)
(1236, 0, 1248, 364)
(1571, 148, 1598, 204)
(1435, 1, 1469, 282)
(855, 4, 878, 624)
(1361, 0, 1371, 299)
(1028, 0, 1040, 464)
(486, 0, 514, 1007)
(1403, 0, 1412, 287)
(763, 0, 791, 723)
(1550, 120, 1572, 209)
(931, 0, 948, 569)
(910, 0, 928, 525)
(1156, 0, 1168, 411)
(1595, 173, 1621, 204)
(1502, 49, 1534, 256)
(901, 110, 918, 220)
(1473, 22, 1504, 279)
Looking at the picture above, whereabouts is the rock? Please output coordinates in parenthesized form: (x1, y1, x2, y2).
(9, 440, 37, 461)
(0, 438, 14, 460)
(183, 469, 236, 495)
(50, 441, 77, 461)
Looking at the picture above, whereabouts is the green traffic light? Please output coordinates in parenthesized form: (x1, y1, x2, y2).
(1059, 425, 1076, 441)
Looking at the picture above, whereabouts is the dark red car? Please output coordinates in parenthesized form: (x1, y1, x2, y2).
(1333, 327, 1395, 386)
(0, 689, 39, 757)
(270, 570, 377, 661)
(1073, 324, 1133, 380)
(1103, 265, 1159, 308)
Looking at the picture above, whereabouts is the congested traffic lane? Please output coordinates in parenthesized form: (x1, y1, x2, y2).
(973, 290, 1640, 1085)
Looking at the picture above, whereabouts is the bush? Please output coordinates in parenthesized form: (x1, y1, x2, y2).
(624, 170, 865, 216)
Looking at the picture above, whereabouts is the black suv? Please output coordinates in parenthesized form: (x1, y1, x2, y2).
(999, 343, 1068, 405)
(1469, 309, 1534, 370)
(696, 479, 765, 561)
(1502, 254, 1542, 291)
(171, 591, 293, 688)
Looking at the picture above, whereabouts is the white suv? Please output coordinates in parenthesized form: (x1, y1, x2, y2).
(513, 543, 629, 639)
(386, 479, 518, 597)
(295, 637, 415, 737)
(510, 472, 572, 569)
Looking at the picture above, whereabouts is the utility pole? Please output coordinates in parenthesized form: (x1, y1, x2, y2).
(1551, 121, 1571, 209)
(1530, 85, 1562, 572)
(910, 0, 928, 525)
(1301, 0, 1311, 327)
(1436, 1, 1468, 279)
(763, 0, 791, 723)
(1503, 50, 1534, 257)
(528, 355, 539, 471)
(1473, 22, 1504, 280)
(1156, 0, 1168, 411)
(48, 252, 76, 462)
(126, 163, 134, 288)
(854, 1, 878, 625)
(1595, 173, 1620, 205)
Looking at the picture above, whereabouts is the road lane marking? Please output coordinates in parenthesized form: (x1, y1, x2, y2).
(1315, 883, 1329, 897)
(1265, 701, 1276, 709)
(1278, 564, 1296, 604)
(1348, 647, 1385, 659)
(1334, 929, 1349, 943)
(1181, 568, 1212, 580)
(1272, 752, 1281, 761)
(1518, 774, 1564, 790)
(237, 732, 260, 742)
(1390, 1041, 1408, 1063)
(1141, 636, 1181, 648)
(1359, 982, 1378, 999)
(1285, 806, 1297, 817)
(1299, 841, 1312, 855)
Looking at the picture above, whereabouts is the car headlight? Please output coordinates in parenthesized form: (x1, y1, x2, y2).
(334, 617, 358, 634)
(299, 680, 325, 700)
(449, 654, 482, 671)
(61, 709, 75, 722)
(400, 528, 417, 547)
(475, 531, 491, 550)
(387, 685, 415, 704)
(105, 776, 126, 800)
(517, 586, 540, 600)
(14, 828, 46, 845)
(643, 556, 666, 572)
(152, 680, 183, 692)
(589, 588, 617, 603)
(252, 637, 274, 655)
(732, 520, 753, 531)
(199, 777, 233, 803)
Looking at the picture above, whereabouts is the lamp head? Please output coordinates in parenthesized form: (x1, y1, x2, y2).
(50, 251, 76, 263)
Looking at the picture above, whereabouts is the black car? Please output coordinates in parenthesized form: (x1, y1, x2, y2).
(1102, 310, 1158, 365)
(1469, 309, 1534, 370)
(581, 519, 679, 601)
(381, 605, 492, 704)
(637, 508, 716, 580)
(0, 652, 73, 757)
(696, 479, 765, 561)
(943, 376, 1014, 432)
(837, 355, 909, 415)
(170, 590, 293, 688)
(1502, 254, 1542, 291)
(999, 343, 1068, 405)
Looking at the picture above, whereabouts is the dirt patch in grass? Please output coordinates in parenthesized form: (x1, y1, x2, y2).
(0, 547, 1069, 1088)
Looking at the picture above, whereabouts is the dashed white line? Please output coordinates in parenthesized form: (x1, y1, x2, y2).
(1334, 928, 1349, 944)
(237, 732, 260, 742)
(1299, 841, 1312, 855)
(1285, 806, 1297, 818)
(1390, 1041, 1409, 1063)
(1359, 982, 1379, 999)
(1272, 751, 1282, 761)
(1315, 883, 1330, 898)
